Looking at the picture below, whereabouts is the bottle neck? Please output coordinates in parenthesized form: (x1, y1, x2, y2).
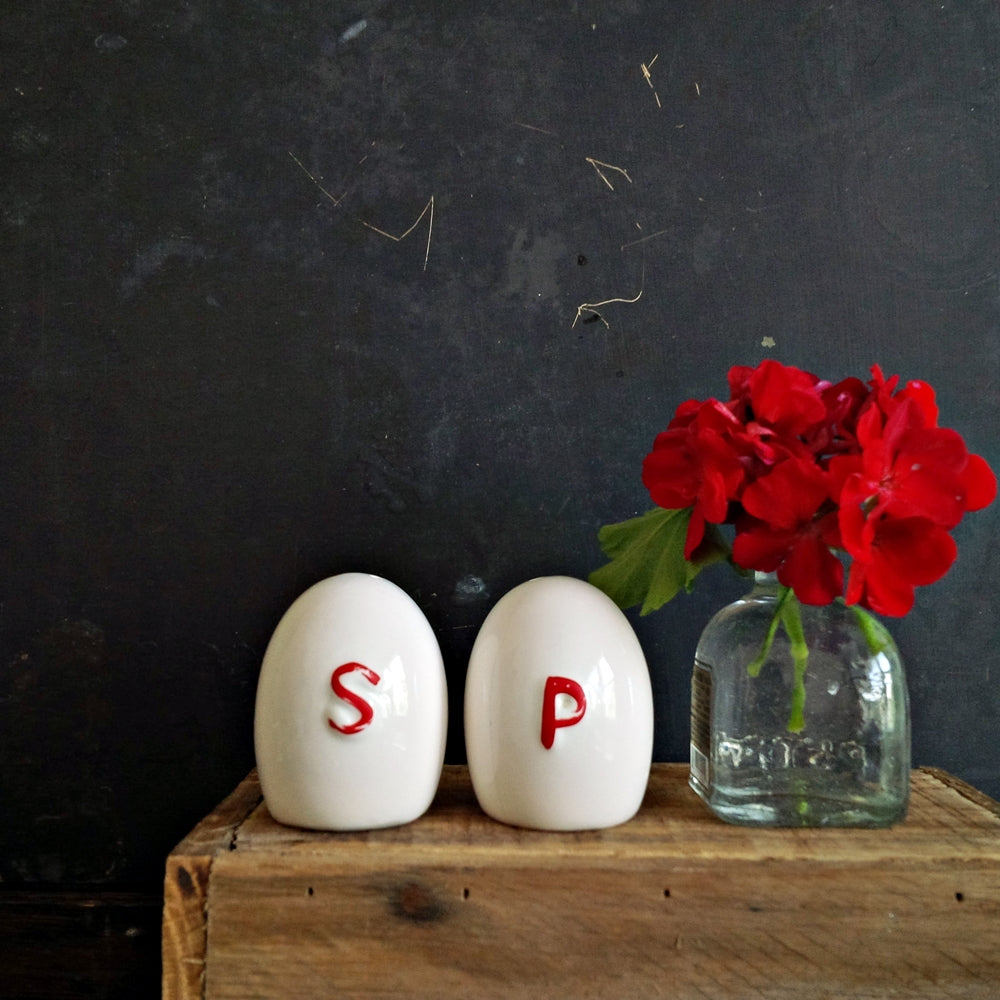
(751, 570, 781, 595)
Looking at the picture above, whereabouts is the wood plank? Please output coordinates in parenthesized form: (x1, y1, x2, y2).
(168, 765, 1000, 999)
(204, 858, 1000, 999)
(229, 765, 1000, 863)
(162, 772, 262, 1000)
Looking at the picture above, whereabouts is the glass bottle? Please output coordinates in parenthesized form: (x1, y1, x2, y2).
(689, 573, 910, 827)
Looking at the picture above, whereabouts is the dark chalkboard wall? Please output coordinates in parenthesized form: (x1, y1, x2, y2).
(3, 0, 999, 915)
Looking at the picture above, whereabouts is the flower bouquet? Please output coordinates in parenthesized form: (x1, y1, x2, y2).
(590, 359, 996, 825)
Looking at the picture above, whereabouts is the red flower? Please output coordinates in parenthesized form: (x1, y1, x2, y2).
(865, 364, 939, 428)
(732, 458, 844, 605)
(836, 396, 995, 561)
(845, 514, 957, 616)
(725, 360, 842, 472)
(746, 359, 828, 436)
(642, 402, 744, 557)
(629, 359, 996, 616)
(809, 376, 870, 458)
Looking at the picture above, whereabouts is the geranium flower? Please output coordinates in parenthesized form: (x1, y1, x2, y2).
(864, 364, 939, 428)
(836, 396, 996, 560)
(732, 458, 844, 605)
(844, 514, 957, 617)
(723, 360, 837, 472)
(594, 359, 995, 620)
(809, 376, 869, 457)
(642, 405, 743, 558)
(745, 359, 828, 437)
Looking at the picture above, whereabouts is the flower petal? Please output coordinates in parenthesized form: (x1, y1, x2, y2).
(749, 360, 827, 434)
(963, 453, 998, 511)
(847, 559, 916, 617)
(875, 517, 957, 587)
(731, 520, 791, 572)
(778, 534, 844, 605)
(741, 458, 830, 529)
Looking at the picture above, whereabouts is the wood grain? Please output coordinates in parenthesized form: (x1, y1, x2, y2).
(164, 765, 1000, 999)
(162, 772, 263, 1000)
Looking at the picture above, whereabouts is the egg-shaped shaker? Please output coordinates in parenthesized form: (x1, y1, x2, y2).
(464, 575, 653, 830)
(254, 573, 447, 830)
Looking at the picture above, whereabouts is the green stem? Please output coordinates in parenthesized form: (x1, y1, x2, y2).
(852, 603, 891, 655)
(781, 592, 809, 734)
(746, 585, 793, 678)
(745, 585, 810, 732)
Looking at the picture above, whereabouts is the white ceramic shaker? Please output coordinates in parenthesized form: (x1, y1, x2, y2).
(464, 575, 654, 830)
(254, 572, 447, 830)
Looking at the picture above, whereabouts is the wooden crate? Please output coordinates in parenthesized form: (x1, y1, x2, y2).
(163, 765, 1000, 999)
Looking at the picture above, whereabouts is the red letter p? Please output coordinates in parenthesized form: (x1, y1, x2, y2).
(540, 676, 587, 749)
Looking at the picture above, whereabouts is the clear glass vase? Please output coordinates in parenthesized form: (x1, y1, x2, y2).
(689, 572, 910, 827)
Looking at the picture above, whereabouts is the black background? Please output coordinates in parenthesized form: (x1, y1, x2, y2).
(2, 1, 999, 990)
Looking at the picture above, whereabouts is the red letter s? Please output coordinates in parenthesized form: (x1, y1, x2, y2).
(328, 661, 381, 735)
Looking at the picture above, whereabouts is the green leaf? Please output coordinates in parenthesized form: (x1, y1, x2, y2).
(589, 507, 728, 615)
